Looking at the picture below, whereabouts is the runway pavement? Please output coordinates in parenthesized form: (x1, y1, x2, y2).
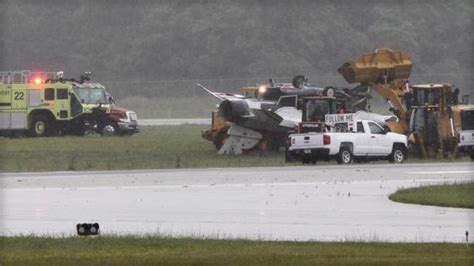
(138, 118, 211, 126)
(1, 162, 473, 242)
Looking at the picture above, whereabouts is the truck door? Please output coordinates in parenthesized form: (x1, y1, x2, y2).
(0, 85, 12, 130)
(0, 88, 11, 110)
(368, 121, 392, 155)
(353, 121, 369, 155)
(55, 88, 70, 120)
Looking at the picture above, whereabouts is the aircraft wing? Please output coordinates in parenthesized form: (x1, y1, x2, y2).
(274, 107, 302, 128)
(355, 111, 398, 124)
(196, 83, 245, 101)
(242, 109, 287, 133)
(246, 107, 299, 133)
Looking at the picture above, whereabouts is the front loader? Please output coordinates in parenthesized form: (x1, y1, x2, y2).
(338, 48, 467, 159)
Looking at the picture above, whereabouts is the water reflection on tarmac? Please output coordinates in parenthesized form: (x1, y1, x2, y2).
(1, 163, 473, 242)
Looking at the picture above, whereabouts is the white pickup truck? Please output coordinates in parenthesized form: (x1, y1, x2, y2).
(286, 115, 408, 164)
(456, 106, 474, 160)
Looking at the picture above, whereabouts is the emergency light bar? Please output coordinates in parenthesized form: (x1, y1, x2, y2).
(0, 70, 68, 84)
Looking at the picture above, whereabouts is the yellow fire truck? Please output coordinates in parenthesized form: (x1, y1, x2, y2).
(0, 70, 114, 137)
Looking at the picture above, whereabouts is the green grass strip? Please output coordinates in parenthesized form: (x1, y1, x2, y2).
(1, 125, 471, 172)
(0, 125, 285, 172)
(0, 236, 473, 265)
(389, 181, 474, 209)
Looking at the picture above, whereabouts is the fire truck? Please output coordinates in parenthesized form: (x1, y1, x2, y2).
(0, 70, 137, 137)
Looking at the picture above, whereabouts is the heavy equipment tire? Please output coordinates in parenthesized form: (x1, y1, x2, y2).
(29, 114, 51, 137)
(389, 145, 405, 163)
(292, 75, 306, 89)
(336, 147, 353, 164)
(323, 86, 336, 97)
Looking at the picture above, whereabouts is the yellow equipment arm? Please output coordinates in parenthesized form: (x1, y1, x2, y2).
(338, 48, 413, 133)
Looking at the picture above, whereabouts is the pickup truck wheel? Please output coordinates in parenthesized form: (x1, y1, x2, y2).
(337, 147, 353, 164)
(389, 146, 405, 163)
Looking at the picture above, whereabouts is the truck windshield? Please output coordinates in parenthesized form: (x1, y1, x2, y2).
(413, 89, 440, 106)
(73, 87, 107, 104)
(461, 110, 474, 130)
(304, 100, 333, 122)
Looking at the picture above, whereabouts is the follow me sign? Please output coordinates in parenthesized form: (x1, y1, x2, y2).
(325, 113, 356, 124)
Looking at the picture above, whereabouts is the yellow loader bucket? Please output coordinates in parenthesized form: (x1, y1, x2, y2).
(338, 48, 412, 84)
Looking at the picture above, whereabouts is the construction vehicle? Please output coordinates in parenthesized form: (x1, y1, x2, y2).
(338, 48, 412, 134)
(0, 70, 135, 137)
(284, 96, 337, 162)
(338, 48, 471, 158)
(291, 96, 337, 134)
(407, 84, 459, 158)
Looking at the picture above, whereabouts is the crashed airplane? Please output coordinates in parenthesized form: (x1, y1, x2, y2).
(198, 76, 371, 155)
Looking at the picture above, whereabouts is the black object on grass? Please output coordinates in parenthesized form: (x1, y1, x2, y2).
(76, 223, 100, 236)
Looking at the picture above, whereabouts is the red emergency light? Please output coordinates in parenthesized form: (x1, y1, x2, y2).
(29, 71, 47, 85)
(33, 76, 43, 84)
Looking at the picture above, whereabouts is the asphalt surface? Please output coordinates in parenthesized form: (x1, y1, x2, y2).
(139, 118, 211, 126)
(1, 162, 473, 242)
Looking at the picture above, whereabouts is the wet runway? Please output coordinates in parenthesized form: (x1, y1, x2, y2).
(139, 118, 210, 126)
(1, 162, 473, 242)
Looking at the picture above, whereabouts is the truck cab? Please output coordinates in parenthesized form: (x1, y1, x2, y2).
(107, 103, 139, 136)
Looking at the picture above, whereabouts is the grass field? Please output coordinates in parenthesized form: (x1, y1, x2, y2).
(0, 125, 469, 172)
(0, 125, 286, 172)
(389, 182, 474, 209)
(1, 236, 473, 266)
